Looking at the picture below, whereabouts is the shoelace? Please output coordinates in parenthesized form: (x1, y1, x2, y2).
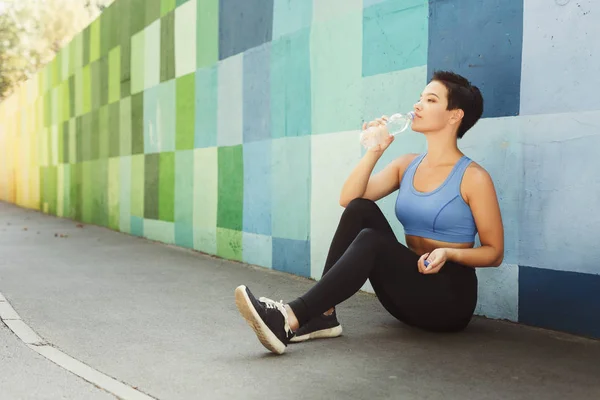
(259, 297, 294, 337)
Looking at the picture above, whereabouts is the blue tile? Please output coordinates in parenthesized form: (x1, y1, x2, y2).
(272, 237, 310, 278)
(130, 215, 144, 237)
(243, 44, 271, 143)
(362, 0, 428, 77)
(175, 222, 194, 249)
(427, 0, 523, 118)
(272, 0, 312, 39)
(219, 0, 274, 60)
(519, 266, 600, 339)
(243, 141, 271, 235)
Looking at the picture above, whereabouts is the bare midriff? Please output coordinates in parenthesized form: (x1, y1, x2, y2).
(406, 234, 474, 257)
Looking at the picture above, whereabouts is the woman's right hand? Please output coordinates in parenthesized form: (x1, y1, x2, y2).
(361, 115, 394, 155)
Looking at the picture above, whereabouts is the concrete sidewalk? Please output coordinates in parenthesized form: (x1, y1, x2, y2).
(1, 201, 599, 400)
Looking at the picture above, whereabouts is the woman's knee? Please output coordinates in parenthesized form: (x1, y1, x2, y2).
(344, 198, 381, 218)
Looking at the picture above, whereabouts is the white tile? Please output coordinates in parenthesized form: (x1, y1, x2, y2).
(217, 54, 243, 147)
(475, 263, 519, 322)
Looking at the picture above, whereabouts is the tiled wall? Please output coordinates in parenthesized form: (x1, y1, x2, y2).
(1, 0, 599, 339)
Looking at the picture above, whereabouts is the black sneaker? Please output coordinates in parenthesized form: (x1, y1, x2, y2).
(234, 285, 294, 355)
(289, 310, 343, 343)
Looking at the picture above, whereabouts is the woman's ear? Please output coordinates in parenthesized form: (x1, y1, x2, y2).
(450, 108, 464, 125)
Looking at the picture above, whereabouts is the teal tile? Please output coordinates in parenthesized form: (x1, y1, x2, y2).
(157, 80, 176, 152)
(272, 0, 312, 39)
(271, 136, 310, 240)
(362, 0, 428, 77)
(270, 28, 311, 139)
(310, 11, 362, 134)
(194, 65, 218, 148)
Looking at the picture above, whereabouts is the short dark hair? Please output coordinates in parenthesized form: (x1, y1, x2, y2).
(430, 71, 484, 139)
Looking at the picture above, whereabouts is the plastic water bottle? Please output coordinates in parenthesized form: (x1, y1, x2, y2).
(360, 111, 416, 149)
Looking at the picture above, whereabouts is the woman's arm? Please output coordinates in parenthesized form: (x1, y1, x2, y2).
(447, 164, 505, 267)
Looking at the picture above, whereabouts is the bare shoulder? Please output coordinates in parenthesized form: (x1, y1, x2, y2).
(462, 161, 498, 201)
(393, 153, 420, 173)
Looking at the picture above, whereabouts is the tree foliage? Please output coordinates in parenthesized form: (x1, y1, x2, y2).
(0, 0, 115, 100)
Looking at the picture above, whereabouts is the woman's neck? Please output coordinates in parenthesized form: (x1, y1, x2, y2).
(423, 132, 462, 167)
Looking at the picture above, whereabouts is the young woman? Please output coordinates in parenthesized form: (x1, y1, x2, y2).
(235, 71, 504, 355)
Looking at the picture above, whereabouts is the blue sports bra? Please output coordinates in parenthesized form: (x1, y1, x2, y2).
(395, 153, 477, 243)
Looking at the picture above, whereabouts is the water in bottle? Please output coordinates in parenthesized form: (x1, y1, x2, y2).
(360, 111, 416, 149)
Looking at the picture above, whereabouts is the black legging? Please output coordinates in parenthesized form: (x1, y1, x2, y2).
(288, 198, 478, 332)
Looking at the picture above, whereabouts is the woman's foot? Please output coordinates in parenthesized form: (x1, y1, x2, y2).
(289, 310, 343, 343)
(234, 285, 295, 355)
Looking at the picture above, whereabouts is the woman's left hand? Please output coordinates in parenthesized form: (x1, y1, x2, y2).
(418, 248, 448, 274)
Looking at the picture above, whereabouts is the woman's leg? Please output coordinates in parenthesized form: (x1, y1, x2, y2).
(288, 227, 477, 332)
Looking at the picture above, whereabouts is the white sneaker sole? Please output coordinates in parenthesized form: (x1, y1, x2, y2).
(235, 285, 286, 355)
(289, 325, 343, 343)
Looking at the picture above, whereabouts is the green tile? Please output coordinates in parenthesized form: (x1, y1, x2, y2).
(130, 31, 145, 95)
(82, 65, 92, 114)
(108, 157, 120, 230)
(61, 121, 69, 164)
(144, 21, 161, 90)
(160, 11, 176, 82)
(82, 161, 93, 222)
(120, 40, 131, 98)
(176, 73, 195, 150)
(68, 75, 76, 118)
(99, 105, 110, 159)
(217, 228, 243, 261)
(108, 47, 121, 103)
(175, 0, 196, 77)
(175, 150, 193, 224)
(63, 80, 71, 122)
(82, 113, 93, 161)
(90, 19, 101, 63)
(70, 162, 82, 220)
(144, 153, 160, 219)
(131, 154, 145, 217)
(100, 6, 112, 56)
(131, 93, 144, 154)
(130, 0, 146, 35)
(100, 56, 109, 107)
(68, 118, 76, 164)
(61, 45, 70, 81)
(109, 102, 120, 157)
(176, 0, 190, 5)
(91, 159, 109, 226)
(62, 164, 71, 218)
(83, 27, 91, 65)
(217, 145, 243, 230)
(90, 109, 100, 160)
(157, 80, 176, 152)
(161, 0, 176, 15)
(76, 116, 83, 162)
(159, 152, 175, 222)
(91, 60, 101, 110)
(193, 147, 218, 229)
(120, 97, 132, 156)
(146, 0, 161, 26)
(119, 155, 132, 233)
(196, 0, 219, 68)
